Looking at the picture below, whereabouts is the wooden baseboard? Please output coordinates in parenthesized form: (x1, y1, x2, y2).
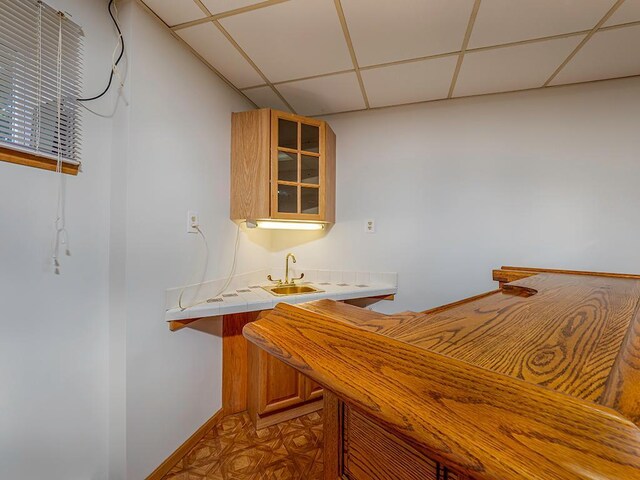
(253, 399, 324, 430)
(146, 408, 224, 480)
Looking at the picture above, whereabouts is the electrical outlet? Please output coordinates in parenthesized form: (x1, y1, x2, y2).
(187, 211, 199, 233)
(365, 219, 376, 234)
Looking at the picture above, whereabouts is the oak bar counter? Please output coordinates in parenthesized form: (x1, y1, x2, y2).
(243, 267, 640, 480)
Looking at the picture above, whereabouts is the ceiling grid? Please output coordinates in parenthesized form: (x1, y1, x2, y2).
(543, 0, 627, 86)
(137, 0, 260, 108)
(333, 0, 370, 108)
(140, 0, 640, 116)
(448, 0, 482, 98)
(211, 20, 297, 113)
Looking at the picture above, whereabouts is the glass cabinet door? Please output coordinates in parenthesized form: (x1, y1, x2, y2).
(272, 111, 323, 219)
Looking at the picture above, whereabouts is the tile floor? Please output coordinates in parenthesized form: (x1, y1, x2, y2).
(163, 411, 324, 479)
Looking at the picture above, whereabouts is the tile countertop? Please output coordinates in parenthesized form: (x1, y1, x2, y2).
(165, 280, 397, 322)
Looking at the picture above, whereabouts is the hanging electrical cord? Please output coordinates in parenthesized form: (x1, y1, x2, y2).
(77, 0, 124, 102)
(178, 222, 244, 311)
(178, 225, 210, 311)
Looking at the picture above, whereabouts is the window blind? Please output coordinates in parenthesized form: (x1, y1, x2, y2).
(0, 0, 83, 165)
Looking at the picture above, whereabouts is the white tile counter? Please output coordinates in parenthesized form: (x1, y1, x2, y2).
(165, 280, 397, 322)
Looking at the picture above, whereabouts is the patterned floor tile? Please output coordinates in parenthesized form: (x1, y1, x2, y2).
(163, 411, 323, 480)
(164, 468, 210, 480)
(259, 459, 299, 479)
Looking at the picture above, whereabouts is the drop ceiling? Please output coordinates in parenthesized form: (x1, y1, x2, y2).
(141, 0, 640, 116)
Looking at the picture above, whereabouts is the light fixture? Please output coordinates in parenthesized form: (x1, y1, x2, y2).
(247, 220, 325, 231)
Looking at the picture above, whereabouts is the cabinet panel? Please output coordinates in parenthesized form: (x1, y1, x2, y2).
(324, 123, 336, 224)
(230, 109, 271, 220)
(301, 123, 319, 153)
(260, 349, 306, 415)
(277, 183, 298, 214)
(343, 406, 438, 480)
(277, 118, 298, 149)
(277, 151, 297, 182)
(301, 186, 319, 214)
(270, 110, 326, 220)
(301, 154, 319, 184)
(304, 377, 324, 402)
(248, 341, 323, 429)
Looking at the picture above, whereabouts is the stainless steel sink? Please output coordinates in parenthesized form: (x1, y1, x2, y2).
(262, 284, 323, 296)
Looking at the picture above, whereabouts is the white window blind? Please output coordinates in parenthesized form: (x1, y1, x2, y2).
(0, 0, 83, 165)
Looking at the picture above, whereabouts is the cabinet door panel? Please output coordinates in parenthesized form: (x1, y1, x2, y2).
(260, 351, 306, 415)
(277, 183, 298, 213)
(301, 123, 319, 153)
(304, 376, 324, 401)
(301, 186, 319, 215)
(271, 110, 326, 220)
(278, 118, 297, 149)
(277, 151, 298, 182)
(301, 154, 319, 184)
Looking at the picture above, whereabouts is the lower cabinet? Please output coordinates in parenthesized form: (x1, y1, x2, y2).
(247, 342, 323, 429)
(337, 402, 472, 480)
(305, 378, 324, 402)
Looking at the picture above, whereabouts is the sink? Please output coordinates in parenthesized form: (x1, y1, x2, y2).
(262, 284, 324, 296)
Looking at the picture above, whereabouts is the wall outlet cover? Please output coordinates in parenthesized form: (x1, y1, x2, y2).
(365, 219, 376, 234)
(187, 211, 199, 233)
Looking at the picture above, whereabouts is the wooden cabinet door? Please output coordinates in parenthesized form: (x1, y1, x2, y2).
(271, 110, 326, 221)
(304, 376, 323, 401)
(258, 349, 306, 415)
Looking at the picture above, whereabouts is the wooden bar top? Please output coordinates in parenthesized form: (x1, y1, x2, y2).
(244, 268, 640, 480)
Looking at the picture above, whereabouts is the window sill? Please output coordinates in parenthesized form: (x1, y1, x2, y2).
(0, 146, 79, 176)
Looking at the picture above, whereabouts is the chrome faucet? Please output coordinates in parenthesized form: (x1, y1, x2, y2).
(267, 253, 304, 286)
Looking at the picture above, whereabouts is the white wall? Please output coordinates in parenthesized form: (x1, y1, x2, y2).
(0, 1, 268, 478)
(119, 4, 271, 479)
(3, 2, 640, 478)
(271, 77, 640, 313)
(0, 0, 116, 478)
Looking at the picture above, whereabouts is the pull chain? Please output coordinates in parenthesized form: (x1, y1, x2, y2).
(52, 12, 70, 274)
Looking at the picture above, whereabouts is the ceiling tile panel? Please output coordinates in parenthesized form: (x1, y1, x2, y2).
(276, 72, 366, 116)
(469, 0, 614, 49)
(177, 22, 264, 88)
(243, 86, 291, 111)
(341, 0, 476, 67)
(550, 25, 640, 85)
(143, 0, 206, 27)
(362, 57, 458, 108)
(219, 0, 353, 83)
(454, 35, 585, 97)
(603, 0, 640, 26)
(200, 0, 265, 15)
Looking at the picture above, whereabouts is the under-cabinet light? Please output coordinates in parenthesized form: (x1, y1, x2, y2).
(251, 221, 325, 231)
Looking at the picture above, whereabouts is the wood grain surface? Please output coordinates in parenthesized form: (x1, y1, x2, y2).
(601, 302, 640, 425)
(243, 272, 640, 480)
(493, 265, 640, 286)
(343, 406, 439, 480)
(296, 275, 640, 407)
(390, 274, 640, 403)
(230, 109, 271, 221)
(0, 145, 79, 175)
(324, 124, 336, 224)
(323, 390, 342, 479)
(222, 311, 260, 414)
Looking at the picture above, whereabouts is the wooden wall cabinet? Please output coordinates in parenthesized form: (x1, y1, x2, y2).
(230, 109, 336, 224)
(247, 342, 323, 429)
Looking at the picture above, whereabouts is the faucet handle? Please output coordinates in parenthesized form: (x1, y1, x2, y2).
(267, 274, 283, 285)
(291, 272, 304, 284)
